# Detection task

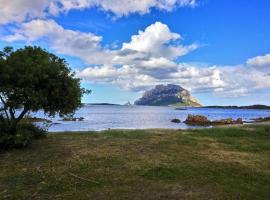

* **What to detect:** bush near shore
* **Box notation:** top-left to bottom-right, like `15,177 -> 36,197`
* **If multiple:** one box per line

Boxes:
0,122 -> 47,149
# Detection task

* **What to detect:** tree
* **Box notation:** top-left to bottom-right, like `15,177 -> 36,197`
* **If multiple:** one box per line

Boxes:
0,46 -> 90,133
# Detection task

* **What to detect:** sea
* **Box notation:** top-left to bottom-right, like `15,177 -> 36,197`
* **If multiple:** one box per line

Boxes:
33,105 -> 270,132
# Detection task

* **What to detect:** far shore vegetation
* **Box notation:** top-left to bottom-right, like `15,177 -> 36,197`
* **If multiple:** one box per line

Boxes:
1,125 -> 270,199
203,104 -> 270,109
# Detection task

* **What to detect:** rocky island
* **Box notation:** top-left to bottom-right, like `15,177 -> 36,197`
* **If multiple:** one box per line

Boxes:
135,84 -> 201,107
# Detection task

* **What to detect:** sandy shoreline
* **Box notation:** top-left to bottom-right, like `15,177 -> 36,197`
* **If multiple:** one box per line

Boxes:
48,121 -> 270,133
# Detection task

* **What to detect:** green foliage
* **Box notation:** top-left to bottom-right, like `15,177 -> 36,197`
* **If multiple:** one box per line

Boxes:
171,100 -> 201,107
0,46 -> 90,148
0,122 -> 47,149
150,96 -> 180,106
18,123 -> 48,139
0,46 -> 90,118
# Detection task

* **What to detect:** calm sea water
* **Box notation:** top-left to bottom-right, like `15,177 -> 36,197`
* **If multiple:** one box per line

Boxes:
33,105 -> 270,132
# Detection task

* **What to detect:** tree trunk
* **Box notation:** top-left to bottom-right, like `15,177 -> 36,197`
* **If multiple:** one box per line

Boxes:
8,108 -> 28,135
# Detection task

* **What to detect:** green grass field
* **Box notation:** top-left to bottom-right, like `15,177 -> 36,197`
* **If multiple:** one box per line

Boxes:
1,125 -> 270,199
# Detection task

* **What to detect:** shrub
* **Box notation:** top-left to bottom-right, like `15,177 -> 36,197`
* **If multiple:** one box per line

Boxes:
0,121 -> 47,149
17,123 -> 48,139
171,118 -> 181,123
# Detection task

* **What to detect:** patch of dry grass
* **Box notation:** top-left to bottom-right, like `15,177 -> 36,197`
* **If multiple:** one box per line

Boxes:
0,126 -> 270,199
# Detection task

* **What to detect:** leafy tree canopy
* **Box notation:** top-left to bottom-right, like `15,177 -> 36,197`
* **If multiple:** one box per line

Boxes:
0,46 -> 90,128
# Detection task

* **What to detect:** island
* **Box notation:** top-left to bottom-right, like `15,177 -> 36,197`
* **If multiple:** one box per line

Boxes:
135,84 -> 201,107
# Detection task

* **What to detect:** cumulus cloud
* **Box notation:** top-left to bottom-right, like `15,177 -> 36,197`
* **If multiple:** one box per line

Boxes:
77,61 -> 270,97
113,22 -> 198,67
220,66 -> 270,96
77,0 -> 197,17
4,19 -> 115,64
168,65 -> 227,92
4,20 -> 196,66
0,0 -> 197,24
141,57 -> 177,69
120,22 -> 198,59
0,0 -> 52,24
77,65 -> 159,91
77,62 -> 227,93
246,53 -> 270,72
3,18 -> 270,97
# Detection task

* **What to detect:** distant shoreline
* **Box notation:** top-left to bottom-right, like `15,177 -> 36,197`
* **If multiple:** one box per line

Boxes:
83,103 -> 270,110
48,121 -> 270,133
84,103 -> 121,106
202,105 -> 270,110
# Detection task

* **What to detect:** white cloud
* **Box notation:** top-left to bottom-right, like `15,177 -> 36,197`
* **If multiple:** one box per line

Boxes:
77,65 -> 158,91
121,21 -> 198,59
0,0 -> 51,24
207,65 -> 270,97
77,63 -> 227,93
4,20 -> 196,66
168,65 -> 227,92
4,19 -> 115,64
0,0 -> 197,24
122,21 -> 180,52
141,57 -> 177,69
113,21 -> 198,68
246,53 -> 270,72
90,0 -> 197,16
3,18 -> 270,97
77,60 -> 270,98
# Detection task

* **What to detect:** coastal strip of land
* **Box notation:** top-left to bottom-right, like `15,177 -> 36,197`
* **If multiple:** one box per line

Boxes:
1,125 -> 270,199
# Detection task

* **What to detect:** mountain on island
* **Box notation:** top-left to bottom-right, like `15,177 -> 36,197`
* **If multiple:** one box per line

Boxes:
135,84 -> 201,107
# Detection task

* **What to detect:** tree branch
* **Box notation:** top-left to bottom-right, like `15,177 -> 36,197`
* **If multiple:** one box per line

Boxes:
9,107 -> 15,119
2,109 -> 9,121
0,94 -> 10,120
16,108 -> 28,123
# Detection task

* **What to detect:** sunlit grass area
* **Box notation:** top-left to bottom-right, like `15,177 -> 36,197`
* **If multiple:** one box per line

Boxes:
1,125 -> 270,199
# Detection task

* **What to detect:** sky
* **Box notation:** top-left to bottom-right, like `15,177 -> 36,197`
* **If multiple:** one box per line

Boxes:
0,0 -> 270,106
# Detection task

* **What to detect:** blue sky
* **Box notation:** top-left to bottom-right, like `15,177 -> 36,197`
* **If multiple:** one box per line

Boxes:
1,0 -> 270,105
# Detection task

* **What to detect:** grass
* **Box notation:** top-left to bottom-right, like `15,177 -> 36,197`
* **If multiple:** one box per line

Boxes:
1,126 -> 270,199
